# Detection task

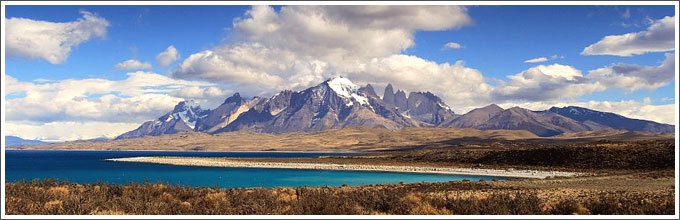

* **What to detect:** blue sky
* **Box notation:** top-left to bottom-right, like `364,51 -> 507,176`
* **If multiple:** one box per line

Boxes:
3,4 -> 677,140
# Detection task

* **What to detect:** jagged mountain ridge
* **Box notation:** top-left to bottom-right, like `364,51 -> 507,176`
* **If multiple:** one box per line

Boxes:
115,100 -> 210,140
214,77 -> 417,133
117,77 -> 675,139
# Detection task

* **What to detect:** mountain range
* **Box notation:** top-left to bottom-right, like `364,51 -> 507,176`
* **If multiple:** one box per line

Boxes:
5,136 -> 49,147
116,77 -> 674,139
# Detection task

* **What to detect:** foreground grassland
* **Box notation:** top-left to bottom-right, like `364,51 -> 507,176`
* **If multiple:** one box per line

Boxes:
5,139 -> 676,215
5,171 -> 674,215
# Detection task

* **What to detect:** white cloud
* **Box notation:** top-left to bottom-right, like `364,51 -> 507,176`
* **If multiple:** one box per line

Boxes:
5,72 -> 234,141
156,45 -> 181,67
172,5 -> 479,105
495,53 -> 674,102
5,11 -> 109,64
524,57 -> 548,63
173,6 -> 471,84
5,72 -> 227,124
443,42 -> 462,50
498,99 -> 675,125
524,54 -> 563,63
492,63 -> 604,101
5,121 -> 141,141
352,55 -> 493,113
114,59 -> 153,70
171,86 -> 233,108
587,52 -> 675,91
231,5 -> 471,63
582,16 -> 674,56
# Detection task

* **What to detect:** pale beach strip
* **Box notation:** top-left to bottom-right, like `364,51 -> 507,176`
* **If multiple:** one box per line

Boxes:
107,156 -> 580,179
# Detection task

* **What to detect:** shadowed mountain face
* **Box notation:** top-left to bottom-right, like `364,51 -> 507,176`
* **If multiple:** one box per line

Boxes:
440,104 -> 504,128
382,84 -> 456,125
117,78 -> 674,139
474,107 -> 592,137
115,101 -> 210,140
543,106 -> 675,133
216,77 -> 413,133
439,105 -> 674,137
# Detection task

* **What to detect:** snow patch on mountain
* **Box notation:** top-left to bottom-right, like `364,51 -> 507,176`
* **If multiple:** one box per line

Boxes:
163,100 -> 209,129
327,77 -> 371,107
438,102 -> 452,111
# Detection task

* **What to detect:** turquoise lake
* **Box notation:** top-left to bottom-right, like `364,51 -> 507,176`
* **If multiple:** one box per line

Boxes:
5,150 -> 505,188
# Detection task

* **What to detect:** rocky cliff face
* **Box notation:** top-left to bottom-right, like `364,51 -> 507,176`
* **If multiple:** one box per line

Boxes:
382,84 -> 456,126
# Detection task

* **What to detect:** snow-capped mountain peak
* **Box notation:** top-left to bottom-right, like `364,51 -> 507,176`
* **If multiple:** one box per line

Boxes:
163,100 -> 209,129
325,76 -> 370,107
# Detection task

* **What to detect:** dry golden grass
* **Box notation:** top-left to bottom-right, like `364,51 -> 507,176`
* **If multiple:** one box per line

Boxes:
5,173 -> 674,215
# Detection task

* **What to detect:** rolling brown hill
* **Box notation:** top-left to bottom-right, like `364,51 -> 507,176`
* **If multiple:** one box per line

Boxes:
11,127 -> 539,152
10,126 -> 673,152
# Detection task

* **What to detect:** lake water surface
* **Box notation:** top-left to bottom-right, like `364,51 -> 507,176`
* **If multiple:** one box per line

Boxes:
5,150 -> 505,188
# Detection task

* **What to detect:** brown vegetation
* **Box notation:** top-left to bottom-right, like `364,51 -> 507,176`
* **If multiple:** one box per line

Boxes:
6,173 -> 674,215
194,139 -> 675,172
374,139 -> 675,170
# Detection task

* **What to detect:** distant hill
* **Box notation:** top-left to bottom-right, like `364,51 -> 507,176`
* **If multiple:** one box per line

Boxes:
543,106 -> 674,133
440,105 -> 674,137
5,136 -> 48,147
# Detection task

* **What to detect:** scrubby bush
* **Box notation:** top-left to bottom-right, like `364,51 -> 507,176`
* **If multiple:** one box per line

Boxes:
5,179 -> 674,215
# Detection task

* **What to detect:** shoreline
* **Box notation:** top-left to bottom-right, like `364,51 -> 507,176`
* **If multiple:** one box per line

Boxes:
107,156 -> 580,179
5,149 -> 361,153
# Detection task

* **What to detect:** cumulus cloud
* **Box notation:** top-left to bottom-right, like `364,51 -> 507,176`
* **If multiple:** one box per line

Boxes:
494,53 -> 674,102
114,59 -> 153,70
443,42 -> 463,50
172,5 -> 482,106
492,63 -> 604,101
172,6 -> 471,82
5,71 -> 235,141
230,5 -> 471,63
172,43 -> 292,93
5,72 -> 228,124
587,53 -> 675,91
156,45 -> 181,67
582,16 -> 674,56
353,55 -> 493,113
5,11 -> 109,64
498,98 -> 675,125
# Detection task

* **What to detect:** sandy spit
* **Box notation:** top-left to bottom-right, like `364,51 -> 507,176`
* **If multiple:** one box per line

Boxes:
107,157 -> 580,179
